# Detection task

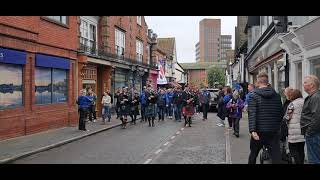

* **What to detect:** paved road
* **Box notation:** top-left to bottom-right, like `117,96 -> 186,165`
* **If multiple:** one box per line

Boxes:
12,113 -> 226,164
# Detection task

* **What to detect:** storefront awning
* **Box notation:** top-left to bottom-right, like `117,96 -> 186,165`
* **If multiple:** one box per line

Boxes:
0,47 -> 26,65
36,54 -> 70,69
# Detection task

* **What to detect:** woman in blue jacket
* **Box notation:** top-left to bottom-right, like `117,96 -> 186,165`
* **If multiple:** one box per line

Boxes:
76,89 -> 93,131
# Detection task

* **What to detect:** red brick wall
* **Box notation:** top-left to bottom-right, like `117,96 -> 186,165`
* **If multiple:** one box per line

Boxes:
101,16 -> 149,64
188,69 -> 208,88
0,16 -> 79,140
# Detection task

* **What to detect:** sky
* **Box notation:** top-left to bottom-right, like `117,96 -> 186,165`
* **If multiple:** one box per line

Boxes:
145,16 -> 237,63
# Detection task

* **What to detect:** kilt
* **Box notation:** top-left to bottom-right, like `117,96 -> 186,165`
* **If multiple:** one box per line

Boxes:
184,104 -> 194,117
120,104 -> 130,116
130,105 -> 140,116
145,104 -> 157,118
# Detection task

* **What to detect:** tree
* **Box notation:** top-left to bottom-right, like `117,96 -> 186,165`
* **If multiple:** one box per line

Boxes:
207,66 -> 225,88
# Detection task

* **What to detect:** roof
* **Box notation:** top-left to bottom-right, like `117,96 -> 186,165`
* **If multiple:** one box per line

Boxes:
180,62 -> 227,70
157,38 -> 175,55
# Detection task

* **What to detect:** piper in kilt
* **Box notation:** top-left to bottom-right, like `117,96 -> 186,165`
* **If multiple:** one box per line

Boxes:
145,86 -> 157,127
119,87 -> 130,129
183,86 -> 195,127
129,90 -> 140,125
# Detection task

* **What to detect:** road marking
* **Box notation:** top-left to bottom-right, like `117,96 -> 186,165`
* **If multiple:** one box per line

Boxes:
163,142 -> 170,146
155,149 -> 162,154
171,136 -> 175,139
225,128 -> 232,164
181,128 -> 184,131
144,159 -> 152,164
176,131 -> 180,135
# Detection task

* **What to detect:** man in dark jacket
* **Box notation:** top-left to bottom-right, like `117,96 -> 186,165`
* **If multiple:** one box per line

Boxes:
173,87 -> 184,122
199,86 -> 211,121
301,75 -> 320,164
248,72 -> 283,164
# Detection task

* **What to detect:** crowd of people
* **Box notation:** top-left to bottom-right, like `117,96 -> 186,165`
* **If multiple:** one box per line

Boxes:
76,72 -> 320,164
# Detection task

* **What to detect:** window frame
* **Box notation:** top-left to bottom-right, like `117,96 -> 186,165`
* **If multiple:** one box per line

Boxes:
137,16 -> 142,26
80,17 -> 98,54
115,28 -> 126,56
136,39 -> 143,62
42,16 -> 69,27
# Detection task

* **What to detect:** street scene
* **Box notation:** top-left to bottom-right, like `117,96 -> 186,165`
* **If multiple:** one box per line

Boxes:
0,16 -> 320,164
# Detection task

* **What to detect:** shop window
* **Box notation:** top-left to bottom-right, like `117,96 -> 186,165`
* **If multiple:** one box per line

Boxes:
35,67 -> 68,105
0,63 -> 23,110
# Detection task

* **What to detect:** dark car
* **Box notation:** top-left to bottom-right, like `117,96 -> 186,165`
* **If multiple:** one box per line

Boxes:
207,88 -> 220,111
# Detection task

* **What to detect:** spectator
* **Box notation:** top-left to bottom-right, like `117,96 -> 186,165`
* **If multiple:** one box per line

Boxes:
248,72 -> 283,164
166,88 -> 174,119
157,89 -> 166,121
301,75 -> 320,164
284,89 -> 305,164
76,89 -> 92,131
223,87 -> 233,129
226,91 -> 245,137
101,91 -> 112,123
87,87 -> 97,123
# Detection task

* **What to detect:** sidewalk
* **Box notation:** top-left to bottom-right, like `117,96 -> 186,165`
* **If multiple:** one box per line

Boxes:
0,116 -> 129,164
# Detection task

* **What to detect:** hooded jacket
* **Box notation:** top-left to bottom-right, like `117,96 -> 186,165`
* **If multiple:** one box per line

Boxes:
248,86 -> 283,133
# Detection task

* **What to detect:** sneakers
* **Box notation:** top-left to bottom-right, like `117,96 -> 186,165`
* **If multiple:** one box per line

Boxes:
93,119 -> 97,123
217,123 -> 224,127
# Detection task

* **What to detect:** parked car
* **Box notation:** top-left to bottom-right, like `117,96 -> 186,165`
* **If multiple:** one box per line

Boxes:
201,88 -> 220,112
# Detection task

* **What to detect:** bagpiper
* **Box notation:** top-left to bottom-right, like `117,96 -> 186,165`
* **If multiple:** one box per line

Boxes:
129,90 -> 140,125
183,86 -> 195,127
145,85 -> 157,127
119,87 -> 130,129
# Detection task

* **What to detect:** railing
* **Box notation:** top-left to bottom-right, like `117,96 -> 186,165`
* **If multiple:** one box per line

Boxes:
79,42 -> 157,69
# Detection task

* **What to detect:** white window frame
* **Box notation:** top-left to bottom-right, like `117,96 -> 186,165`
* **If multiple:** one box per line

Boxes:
136,39 -> 143,62
46,16 -> 67,25
80,17 -> 98,54
137,16 -> 142,26
115,29 -> 126,56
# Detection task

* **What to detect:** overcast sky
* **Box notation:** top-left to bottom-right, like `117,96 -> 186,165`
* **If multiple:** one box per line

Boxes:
145,16 -> 237,63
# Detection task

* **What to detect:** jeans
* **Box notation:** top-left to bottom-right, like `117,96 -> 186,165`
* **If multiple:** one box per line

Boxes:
174,104 -> 183,121
231,118 -> 240,135
158,106 -> 165,121
102,106 -> 111,122
202,103 -> 209,119
306,133 -> 320,164
166,104 -> 173,117
79,108 -> 89,130
248,132 -> 281,164
89,105 -> 97,121
289,142 -> 305,164
141,105 -> 146,121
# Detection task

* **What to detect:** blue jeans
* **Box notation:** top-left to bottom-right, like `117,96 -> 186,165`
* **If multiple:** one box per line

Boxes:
102,106 -> 111,121
306,133 -> 320,164
166,104 -> 173,117
174,104 -> 182,121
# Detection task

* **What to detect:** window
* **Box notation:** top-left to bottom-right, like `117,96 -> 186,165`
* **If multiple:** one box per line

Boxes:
115,29 -> 125,57
137,16 -> 142,26
136,40 -> 143,62
35,67 -> 68,105
46,16 -> 67,25
147,44 -> 151,65
0,63 -> 23,110
80,18 -> 97,54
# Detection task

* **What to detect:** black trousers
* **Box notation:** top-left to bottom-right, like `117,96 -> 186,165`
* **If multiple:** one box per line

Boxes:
89,105 -> 96,121
230,118 -> 240,134
158,106 -> 165,121
289,142 -> 305,164
227,117 -> 233,128
141,105 -> 146,121
202,103 -> 209,119
248,132 -> 281,164
79,108 -> 88,130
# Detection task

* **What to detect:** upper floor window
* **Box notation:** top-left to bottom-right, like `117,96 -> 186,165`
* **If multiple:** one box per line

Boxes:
136,40 -> 143,62
46,16 -> 67,25
80,17 -> 97,54
115,29 -> 126,57
137,16 -> 142,26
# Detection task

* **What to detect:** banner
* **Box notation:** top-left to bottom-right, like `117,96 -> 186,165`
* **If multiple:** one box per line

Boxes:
157,59 -> 167,85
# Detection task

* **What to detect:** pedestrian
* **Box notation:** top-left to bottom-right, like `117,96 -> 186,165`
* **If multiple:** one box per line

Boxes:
247,72 -> 283,164
280,87 -> 294,146
183,86 -> 195,127
129,90 -> 140,125
223,87 -> 233,129
194,89 -> 201,114
101,91 -> 112,124
226,91 -> 244,137
87,87 -> 97,123
199,86 -> 211,121
284,89 -> 305,164
157,89 -> 166,121
119,87 -> 130,129
173,87 -> 183,122
145,86 -> 157,127
76,89 -> 92,131
217,85 -> 225,126
301,75 -> 320,164
244,84 -> 255,110
165,88 -> 174,119
140,86 -> 147,122
115,88 -> 121,119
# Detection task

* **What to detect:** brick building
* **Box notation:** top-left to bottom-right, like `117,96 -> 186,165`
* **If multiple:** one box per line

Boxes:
0,16 -> 78,140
